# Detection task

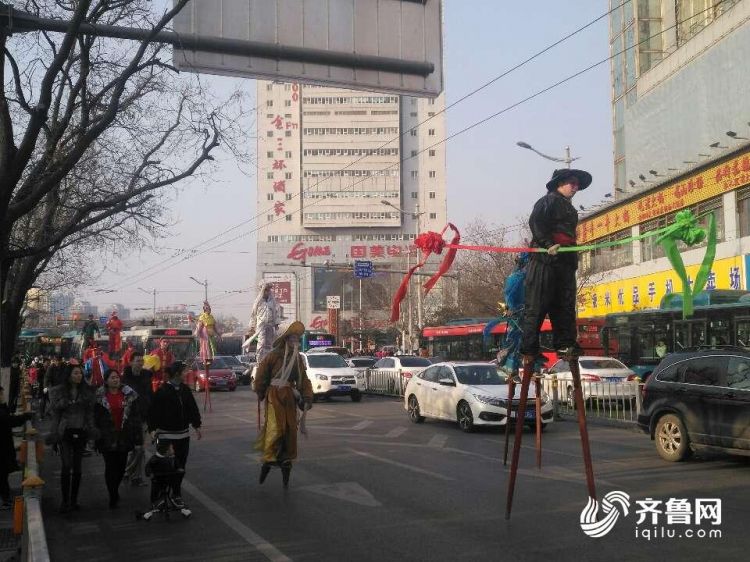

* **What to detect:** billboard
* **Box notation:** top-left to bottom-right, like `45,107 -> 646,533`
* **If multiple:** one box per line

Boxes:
172,0 -> 443,96
263,272 -> 297,321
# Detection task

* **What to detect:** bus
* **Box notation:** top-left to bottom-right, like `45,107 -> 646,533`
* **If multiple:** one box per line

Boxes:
603,290 -> 750,379
16,328 -> 74,359
121,326 -> 196,362
421,318 -> 606,365
301,331 -> 336,352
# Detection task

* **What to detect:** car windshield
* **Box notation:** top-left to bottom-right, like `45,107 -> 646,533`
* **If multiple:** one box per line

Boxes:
454,365 -> 505,385
398,357 -> 431,367
307,355 -> 348,368
579,359 -> 627,370
350,358 -> 376,367
197,357 -> 228,370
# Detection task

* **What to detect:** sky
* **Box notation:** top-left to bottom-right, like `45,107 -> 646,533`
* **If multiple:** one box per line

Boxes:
85,0 -> 614,323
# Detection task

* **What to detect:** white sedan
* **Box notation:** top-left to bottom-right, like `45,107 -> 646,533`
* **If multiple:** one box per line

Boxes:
543,356 -> 639,407
403,362 -> 554,432
303,352 -> 366,402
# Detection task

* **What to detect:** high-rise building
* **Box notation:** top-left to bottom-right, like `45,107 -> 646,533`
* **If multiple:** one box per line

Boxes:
574,1 -> 750,322
256,81 -> 447,346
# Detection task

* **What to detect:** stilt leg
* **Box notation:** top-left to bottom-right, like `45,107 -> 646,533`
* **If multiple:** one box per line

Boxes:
534,375 -> 542,470
505,355 -> 534,520
569,354 -> 596,500
503,375 -> 515,466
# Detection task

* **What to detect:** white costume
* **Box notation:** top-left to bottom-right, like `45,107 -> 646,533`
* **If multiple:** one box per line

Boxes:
246,282 -> 280,363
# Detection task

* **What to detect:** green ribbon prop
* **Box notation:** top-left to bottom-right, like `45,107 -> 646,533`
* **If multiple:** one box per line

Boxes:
654,210 -> 717,319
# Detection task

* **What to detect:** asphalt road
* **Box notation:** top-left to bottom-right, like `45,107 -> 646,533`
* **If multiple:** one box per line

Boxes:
42,387 -> 750,561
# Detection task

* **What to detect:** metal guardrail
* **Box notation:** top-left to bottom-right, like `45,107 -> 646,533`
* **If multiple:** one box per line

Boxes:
364,369 -> 408,397
541,376 -> 644,423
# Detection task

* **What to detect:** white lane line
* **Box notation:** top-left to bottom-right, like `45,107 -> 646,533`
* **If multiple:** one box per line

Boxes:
181,480 -> 291,562
349,450 -> 454,481
352,420 -> 374,430
427,434 -> 448,448
224,414 -> 256,424
385,427 -> 407,438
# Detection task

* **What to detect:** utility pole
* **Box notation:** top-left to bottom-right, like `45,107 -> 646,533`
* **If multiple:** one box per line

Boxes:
189,277 -> 209,302
138,288 -> 157,324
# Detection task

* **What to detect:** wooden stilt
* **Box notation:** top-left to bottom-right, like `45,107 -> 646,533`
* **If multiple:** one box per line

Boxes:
505,355 -> 534,520
503,375 -> 515,466
534,375 -> 542,470
204,361 -> 213,413
569,355 -> 596,500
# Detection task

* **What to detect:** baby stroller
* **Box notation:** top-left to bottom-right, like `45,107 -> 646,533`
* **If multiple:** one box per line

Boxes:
136,439 -> 191,521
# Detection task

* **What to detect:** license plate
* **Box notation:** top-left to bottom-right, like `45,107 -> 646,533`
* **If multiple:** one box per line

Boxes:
524,410 -> 535,419
337,385 -> 351,392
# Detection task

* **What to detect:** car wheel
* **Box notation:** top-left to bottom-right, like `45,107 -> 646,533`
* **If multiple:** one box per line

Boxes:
456,401 -> 474,433
407,395 -> 425,423
655,414 -> 691,462
351,390 -> 362,402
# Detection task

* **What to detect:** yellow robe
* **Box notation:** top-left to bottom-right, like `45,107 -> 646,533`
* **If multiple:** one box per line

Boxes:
253,346 -> 313,463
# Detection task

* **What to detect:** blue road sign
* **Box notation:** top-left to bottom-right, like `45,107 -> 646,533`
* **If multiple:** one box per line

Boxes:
99,316 -> 108,324
354,260 -> 374,279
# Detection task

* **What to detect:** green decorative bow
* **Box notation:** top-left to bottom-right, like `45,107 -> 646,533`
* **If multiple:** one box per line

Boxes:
656,210 -> 717,318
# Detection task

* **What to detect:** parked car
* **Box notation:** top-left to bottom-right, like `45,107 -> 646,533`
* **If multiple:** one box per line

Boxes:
307,346 -> 352,358
191,357 -> 237,392
543,356 -> 639,407
403,362 -> 554,432
215,355 -> 251,385
236,353 -> 256,366
370,356 -> 432,394
638,349 -> 750,461
303,352 -> 365,402
348,356 -> 377,374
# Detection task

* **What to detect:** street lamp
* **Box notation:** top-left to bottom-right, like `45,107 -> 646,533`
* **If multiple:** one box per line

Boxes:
189,277 -> 208,302
381,199 -> 426,353
137,287 -> 157,324
516,141 -> 579,168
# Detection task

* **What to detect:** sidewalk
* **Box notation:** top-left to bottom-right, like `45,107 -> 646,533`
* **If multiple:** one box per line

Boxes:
0,430 -> 26,562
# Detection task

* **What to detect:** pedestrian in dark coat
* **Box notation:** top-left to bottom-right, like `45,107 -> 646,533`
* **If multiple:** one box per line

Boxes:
0,387 -> 32,509
94,369 -> 142,509
122,352 -> 153,486
520,168 -> 592,359
147,361 -> 202,507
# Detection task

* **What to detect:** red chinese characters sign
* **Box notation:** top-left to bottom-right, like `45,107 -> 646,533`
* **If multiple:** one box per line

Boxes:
287,242 -> 331,261
268,282 -> 291,304
577,150 -> 750,243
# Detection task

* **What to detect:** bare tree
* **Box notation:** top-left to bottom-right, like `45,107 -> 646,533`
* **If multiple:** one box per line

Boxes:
0,1 -> 247,365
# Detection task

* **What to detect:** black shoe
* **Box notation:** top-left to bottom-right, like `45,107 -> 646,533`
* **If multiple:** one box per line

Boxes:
172,496 -> 185,509
259,463 -> 272,485
281,462 -> 292,489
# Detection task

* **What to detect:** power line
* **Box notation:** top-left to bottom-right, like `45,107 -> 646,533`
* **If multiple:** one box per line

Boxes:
107,2 -> 629,290
124,0 -> 705,286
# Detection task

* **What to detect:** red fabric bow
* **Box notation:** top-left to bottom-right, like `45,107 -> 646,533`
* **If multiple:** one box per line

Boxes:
391,224 -> 461,322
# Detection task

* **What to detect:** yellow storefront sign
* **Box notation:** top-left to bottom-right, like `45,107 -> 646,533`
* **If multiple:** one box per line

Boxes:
577,149 -> 750,243
577,255 -> 746,317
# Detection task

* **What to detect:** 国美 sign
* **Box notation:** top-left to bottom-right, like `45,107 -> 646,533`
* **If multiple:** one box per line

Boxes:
577,149 -> 750,243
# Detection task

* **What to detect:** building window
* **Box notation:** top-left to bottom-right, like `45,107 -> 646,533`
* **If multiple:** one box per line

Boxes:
737,186 -> 750,237
641,196 -> 725,261
267,193 -> 274,201
410,171 -> 418,179
285,151 -> 292,158
429,149 -> 436,156
285,130 -> 292,137
429,171 -> 436,178
284,84 -> 291,91
266,172 -> 274,179
286,214 -> 293,221
267,214 -> 274,221
429,191 -> 436,199
267,131 -> 274,137
637,0 -> 663,74
285,100 -> 292,107
411,98 -> 417,106
428,112 -> 435,117
266,100 -> 273,107
411,192 -> 418,199
411,150 -> 418,157
429,213 -> 437,219
580,229 -> 634,275
428,129 -> 435,136
267,151 -> 274,158
428,98 -> 435,105
285,193 -> 293,200
410,112 -> 417,117
676,0 -> 738,46
410,129 -> 417,137
266,83 -> 273,91
285,172 -> 293,179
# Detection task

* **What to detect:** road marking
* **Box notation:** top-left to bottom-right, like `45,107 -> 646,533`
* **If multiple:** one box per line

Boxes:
428,434 -> 448,448
299,482 -> 381,507
352,420 -> 373,430
224,414 -> 255,424
385,427 -> 407,438
350,450 -> 454,481
181,479 -> 291,562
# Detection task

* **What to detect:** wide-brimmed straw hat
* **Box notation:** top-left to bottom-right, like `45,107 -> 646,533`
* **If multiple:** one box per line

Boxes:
545,168 -> 592,191
273,321 -> 305,348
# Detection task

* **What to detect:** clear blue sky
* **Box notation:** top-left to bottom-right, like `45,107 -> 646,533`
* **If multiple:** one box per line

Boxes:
88,0 -> 613,322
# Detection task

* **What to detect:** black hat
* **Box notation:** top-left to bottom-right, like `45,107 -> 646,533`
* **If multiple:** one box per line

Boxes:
546,168 -> 592,191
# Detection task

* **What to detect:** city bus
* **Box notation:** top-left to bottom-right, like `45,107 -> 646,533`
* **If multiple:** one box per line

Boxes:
301,331 -> 336,352
421,318 -> 606,366
16,328 -> 74,359
603,290 -> 750,379
121,326 -> 196,362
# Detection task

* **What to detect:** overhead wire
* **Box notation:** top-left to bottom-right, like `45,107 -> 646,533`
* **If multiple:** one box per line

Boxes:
105,1 -> 632,291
